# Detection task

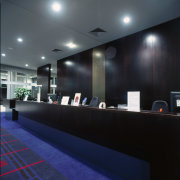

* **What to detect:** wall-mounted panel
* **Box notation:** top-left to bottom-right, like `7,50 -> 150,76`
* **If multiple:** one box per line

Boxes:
92,45 -> 106,102
57,50 -> 92,103
37,64 -> 51,102
105,31 -> 154,108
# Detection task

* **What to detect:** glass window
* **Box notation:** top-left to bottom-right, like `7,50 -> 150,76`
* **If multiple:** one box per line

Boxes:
17,72 -> 26,83
1,70 -> 8,81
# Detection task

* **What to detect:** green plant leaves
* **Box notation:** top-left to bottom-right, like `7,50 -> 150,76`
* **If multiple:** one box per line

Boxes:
15,88 -> 31,100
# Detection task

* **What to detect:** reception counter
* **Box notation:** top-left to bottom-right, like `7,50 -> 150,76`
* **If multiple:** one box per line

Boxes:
5,100 -> 180,180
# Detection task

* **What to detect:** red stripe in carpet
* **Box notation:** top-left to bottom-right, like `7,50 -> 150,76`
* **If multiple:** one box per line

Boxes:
0,134 -> 11,137
0,140 -> 18,144
0,160 -> 45,176
0,148 -> 30,157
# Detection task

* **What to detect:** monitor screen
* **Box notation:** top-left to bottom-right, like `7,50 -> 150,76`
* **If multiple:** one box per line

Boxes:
170,92 -> 180,113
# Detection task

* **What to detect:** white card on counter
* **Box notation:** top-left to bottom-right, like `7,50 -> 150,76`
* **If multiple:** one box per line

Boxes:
73,93 -> 81,106
177,99 -> 180,107
127,91 -> 140,111
61,96 -> 70,105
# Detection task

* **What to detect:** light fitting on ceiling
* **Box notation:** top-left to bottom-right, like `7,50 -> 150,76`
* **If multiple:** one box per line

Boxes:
25,64 -> 28,67
50,68 -> 53,71
52,2 -> 62,12
41,56 -> 45,60
17,37 -> 23,42
66,42 -> 77,49
123,16 -> 131,24
1,53 -> 6,57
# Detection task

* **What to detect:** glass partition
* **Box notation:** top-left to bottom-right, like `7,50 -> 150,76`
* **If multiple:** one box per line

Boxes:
0,67 -> 57,100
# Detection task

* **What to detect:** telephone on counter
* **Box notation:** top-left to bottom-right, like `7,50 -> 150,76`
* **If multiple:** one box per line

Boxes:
48,96 -> 53,104
99,102 -> 106,109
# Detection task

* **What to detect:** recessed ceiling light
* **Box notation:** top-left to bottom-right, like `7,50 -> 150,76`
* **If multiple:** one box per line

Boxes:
66,42 -> 77,49
1,53 -> 6,57
52,2 -> 62,12
123,16 -> 131,24
25,64 -> 29,67
41,56 -> 45,60
17,37 -> 23,42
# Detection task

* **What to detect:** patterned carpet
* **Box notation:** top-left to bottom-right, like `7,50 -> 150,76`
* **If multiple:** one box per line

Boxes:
0,127 -> 68,180
1,110 -> 150,180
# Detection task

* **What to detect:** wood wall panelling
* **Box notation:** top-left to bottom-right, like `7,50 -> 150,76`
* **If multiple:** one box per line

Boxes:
57,50 -> 93,103
37,64 -> 51,102
57,18 -> 180,110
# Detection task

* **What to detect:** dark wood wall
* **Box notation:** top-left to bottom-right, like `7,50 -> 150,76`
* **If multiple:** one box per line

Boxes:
37,64 -> 51,101
57,17 -> 180,109
57,50 -> 92,102
105,18 -> 180,109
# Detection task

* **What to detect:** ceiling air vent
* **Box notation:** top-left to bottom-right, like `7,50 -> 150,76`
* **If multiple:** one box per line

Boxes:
52,49 -> 62,52
89,27 -> 106,37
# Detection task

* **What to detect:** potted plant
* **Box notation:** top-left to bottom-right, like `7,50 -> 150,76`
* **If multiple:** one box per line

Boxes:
15,88 -> 31,100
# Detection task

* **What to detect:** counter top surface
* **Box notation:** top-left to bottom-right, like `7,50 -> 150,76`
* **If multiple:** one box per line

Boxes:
19,100 -> 180,118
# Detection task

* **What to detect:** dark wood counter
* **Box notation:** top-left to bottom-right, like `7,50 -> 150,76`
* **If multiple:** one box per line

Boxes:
3,98 -> 16,109
14,101 -> 180,180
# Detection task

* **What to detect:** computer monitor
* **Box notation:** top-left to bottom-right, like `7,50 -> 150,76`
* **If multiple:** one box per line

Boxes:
47,94 -> 57,102
170,92 -> 180,113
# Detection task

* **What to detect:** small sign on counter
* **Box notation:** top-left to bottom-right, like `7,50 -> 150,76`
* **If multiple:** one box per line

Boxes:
177,99 -> 180,107
61,96 -> 70,105
73,93 -> 81,106
127,91 -> 140,111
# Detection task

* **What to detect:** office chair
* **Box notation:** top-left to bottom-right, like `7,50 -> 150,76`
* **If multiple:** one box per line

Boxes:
152,100 -> 169,112
89,97 -> 99,107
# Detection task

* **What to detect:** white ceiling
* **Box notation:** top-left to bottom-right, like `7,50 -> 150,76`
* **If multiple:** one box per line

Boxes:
1,0 -> 180,72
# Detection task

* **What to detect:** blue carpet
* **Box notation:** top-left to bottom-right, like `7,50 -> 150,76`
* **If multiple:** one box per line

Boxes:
1,112 -> 150,180
0,127 -> 67,180
1,112 -> 123,180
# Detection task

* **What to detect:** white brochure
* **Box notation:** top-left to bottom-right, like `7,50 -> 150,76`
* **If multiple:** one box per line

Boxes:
73,93 -> 81,106
177,99 -> 180,107
127,91 -> 140,111
61,96 -> 70,105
